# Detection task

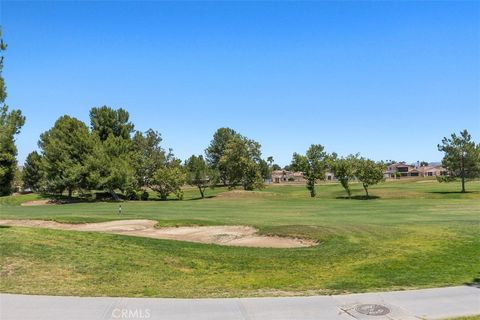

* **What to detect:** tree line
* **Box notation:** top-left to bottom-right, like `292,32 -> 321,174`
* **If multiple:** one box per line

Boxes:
17,112 -> 388,200
18,115 -> 387,199
18,114 -> 479,200
1,32 -> 479,198
19,108 -> 274,200
291,145 -> 385,198
291,131 -> 480,197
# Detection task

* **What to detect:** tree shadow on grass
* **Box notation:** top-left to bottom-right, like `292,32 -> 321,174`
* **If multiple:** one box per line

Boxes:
428,191 -> 476,194
142,198 -> 181,202
38,193 -> 95,204
335,195 -> 380,200
188,195 -> 217,201
465,275 -> 480,288
0,225 -> 11,229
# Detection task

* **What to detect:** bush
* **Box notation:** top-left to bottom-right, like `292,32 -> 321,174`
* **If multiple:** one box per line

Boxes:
437,176 -> 456,183
140,191 -> 149,201
288,177 -> 295,182
125,188 -> 140,200
94,192 -> 127,201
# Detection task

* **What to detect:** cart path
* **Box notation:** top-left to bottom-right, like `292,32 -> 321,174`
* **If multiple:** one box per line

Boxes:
1,285 -> 479,320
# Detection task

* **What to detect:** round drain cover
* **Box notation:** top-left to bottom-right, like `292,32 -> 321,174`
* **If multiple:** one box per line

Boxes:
355,304 -> 390,316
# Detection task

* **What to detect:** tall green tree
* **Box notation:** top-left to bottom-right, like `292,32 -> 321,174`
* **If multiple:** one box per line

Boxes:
185,155 -> 216,198
0,31 -> 25,195
87,106 -> 135,199
89,106 -> 134,141
258,159 -> 272,181
272,164 -> 281,171
0,106 -> 25,195
291,144 -> 328,197
330,154 -> 358,198
131,129 -> 166,190
23,151 -> 45,192
219,135 -> 263,190
39,116 -> 93,197
437,129 -> 480,193
259,156 -> 275,181
12,166 -> 22,193
87,134 -> 133,200
242,161 -> 264,191
0,31 -> 6,103
151,153 -> 185,200
205,127 -> 238,185
355,158 -> 385,198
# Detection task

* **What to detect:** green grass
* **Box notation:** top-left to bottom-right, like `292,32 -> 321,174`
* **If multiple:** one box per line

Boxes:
1,179 -> 479,298
0,192 -> 47,206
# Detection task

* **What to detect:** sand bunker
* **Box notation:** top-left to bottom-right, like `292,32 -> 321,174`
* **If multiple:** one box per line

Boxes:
20,200 -> 55,206
216,190 -> 277,199
0,219 -> 316,248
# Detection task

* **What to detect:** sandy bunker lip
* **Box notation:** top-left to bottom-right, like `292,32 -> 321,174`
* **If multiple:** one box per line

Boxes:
0,219 -> 316,248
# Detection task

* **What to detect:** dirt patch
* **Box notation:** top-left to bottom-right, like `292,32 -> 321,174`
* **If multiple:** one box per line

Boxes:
0,219 -> 316,248
416,180 -> 436,183
216,190 -> 277,199
20,199 -> 77,206
20,200 -> 58,206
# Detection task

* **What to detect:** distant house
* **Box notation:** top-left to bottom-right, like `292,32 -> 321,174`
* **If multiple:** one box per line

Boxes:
418,166 -> 448,177
384,163 -> 412,178
384,162 -> 447,178
271,170 -> 336,183
271,170 -> 304,183
271,170 -> 288,183
325,172 -> 336,181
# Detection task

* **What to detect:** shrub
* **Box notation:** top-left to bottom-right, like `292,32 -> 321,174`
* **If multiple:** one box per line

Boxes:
437,175 -> 456,183
125,188 -> 140,200
140,191 -> 149,201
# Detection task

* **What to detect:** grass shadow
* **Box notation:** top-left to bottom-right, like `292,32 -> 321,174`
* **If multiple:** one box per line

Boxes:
335,195 -> 380,200
40,193 -> 97,204
428,191 -> 476,194
145,198 -> 183,202
465,277 -> 480,288
188,195 -> 217,201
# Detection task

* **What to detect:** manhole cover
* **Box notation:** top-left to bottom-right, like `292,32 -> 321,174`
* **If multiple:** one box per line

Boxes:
355,304 -> 391,316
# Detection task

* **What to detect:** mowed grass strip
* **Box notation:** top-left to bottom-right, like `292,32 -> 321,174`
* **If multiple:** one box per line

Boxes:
1,180 -> 479,297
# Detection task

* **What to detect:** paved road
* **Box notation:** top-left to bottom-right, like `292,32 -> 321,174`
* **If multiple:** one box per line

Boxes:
1,286 -> 479,320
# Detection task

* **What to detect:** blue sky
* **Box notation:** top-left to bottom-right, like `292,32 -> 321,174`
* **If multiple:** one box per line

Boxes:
2,1 -> 479,166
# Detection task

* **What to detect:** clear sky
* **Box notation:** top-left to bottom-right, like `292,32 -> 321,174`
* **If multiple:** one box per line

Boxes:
2,1 -> 479,166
